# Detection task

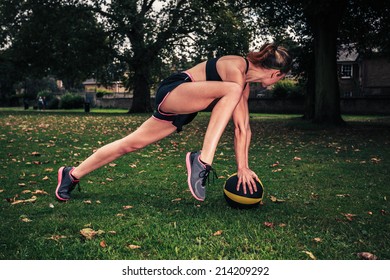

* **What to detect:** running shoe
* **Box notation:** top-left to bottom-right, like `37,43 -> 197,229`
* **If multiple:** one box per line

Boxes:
186,151 -> 216,201
55,166 -> 80,201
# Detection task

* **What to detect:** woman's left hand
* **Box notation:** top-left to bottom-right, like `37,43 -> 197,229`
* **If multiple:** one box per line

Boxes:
236,167 -> 260,195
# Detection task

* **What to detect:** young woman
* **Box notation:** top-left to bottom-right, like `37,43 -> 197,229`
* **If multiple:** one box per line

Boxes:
55,43 -> 292,202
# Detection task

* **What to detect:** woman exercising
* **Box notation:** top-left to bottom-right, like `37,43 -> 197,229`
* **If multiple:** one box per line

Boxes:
55,43 -> 292,202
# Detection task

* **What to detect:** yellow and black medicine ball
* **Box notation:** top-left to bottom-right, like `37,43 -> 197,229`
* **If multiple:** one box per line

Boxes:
223,173 -> 264,209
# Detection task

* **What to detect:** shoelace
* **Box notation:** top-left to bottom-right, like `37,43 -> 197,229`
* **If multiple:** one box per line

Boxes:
200,166 -> 218,186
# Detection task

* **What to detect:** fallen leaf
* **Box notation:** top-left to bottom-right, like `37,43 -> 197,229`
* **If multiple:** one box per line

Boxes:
270,195 -> 285,203
32,189 -> 48,195
48,235 -> 67,241
44,168 -> 54,172
171,198 -> 182,202
271,162 -> 279,167
80,228 -> 97,240
31,151 -> 41,156
128,244 -> 141,250
106,178 -> 114,182
213,230 -> 223,236
100,240 -> 107,248
20,217 -> 32,222
109,163 -> 117,167
264,222 -> 274,228
357,252 -> 378,260
336,194 -> 350,198
49,203 -> 55,208
83,200 -> 92,204
272,168 -> 283,172
123,205 -> 133,210
42,176 -> 50,181
293,156 -> 302,161
80,228 -> 104,240
313,237 -> 322,243
18,183 -> 26,187
303,250 -> 317,260
341,213 -> 357,221
11,195 -> 37,205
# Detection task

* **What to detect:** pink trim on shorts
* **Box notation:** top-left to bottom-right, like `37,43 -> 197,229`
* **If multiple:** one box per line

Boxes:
152,115 -> 173,123
157,72 -> 194,117
183,71 -> 195,82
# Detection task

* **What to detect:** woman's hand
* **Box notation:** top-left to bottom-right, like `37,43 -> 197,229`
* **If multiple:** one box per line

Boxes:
236,167 -> 260,195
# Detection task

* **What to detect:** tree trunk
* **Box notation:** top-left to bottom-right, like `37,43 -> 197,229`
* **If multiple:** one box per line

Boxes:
129,65 -> 153,113
303,50 -> 316,120
305,0 -> 348,124
312,16 -> 343,124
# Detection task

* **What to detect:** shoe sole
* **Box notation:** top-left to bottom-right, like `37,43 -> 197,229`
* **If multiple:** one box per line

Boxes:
186,152 -> 204,201
55,166 -> 69,201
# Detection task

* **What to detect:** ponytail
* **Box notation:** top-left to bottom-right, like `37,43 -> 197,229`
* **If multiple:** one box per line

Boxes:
247,43 -> 292,74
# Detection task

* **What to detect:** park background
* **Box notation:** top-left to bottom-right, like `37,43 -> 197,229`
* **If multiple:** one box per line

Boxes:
0,0 -> 389,261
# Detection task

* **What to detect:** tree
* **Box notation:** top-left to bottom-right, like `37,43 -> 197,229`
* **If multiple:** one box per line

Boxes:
92,0 -> 252,113
250,0 -> 390,124
0,0 -> 113,92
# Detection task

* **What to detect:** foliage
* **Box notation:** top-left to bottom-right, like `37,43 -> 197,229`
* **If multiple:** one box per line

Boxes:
59,93 -> 85,109
0,110 -> 389,260
0,0 -> 113,90
270,79 -> 303,99
96,89 -> 113,98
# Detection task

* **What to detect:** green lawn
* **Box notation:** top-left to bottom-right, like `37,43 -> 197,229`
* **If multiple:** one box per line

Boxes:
0,108 -> 389,260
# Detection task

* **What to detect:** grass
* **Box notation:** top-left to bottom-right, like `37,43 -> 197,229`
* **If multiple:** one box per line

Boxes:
0,108 -> 389,260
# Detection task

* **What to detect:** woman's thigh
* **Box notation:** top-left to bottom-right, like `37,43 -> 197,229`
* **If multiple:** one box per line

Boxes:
160,81 -> 242,115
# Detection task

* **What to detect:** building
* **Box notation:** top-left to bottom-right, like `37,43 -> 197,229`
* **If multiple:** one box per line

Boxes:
82,79 -> 127,94
337,49 -> 390,97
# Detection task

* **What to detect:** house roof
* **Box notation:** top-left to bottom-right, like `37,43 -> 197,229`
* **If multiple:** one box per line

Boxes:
83,79 -> 97,85
337,48 -> 359,62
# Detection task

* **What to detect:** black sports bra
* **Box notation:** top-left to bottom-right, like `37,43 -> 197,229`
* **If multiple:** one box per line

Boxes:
206,58 -> 223,81
206,57 -> 249,88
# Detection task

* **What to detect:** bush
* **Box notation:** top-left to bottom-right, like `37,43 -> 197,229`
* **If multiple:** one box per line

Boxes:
47,97 -> 59,109
60,93 -> 85,109
96,89 -> 113,98
271,79 -> 303,99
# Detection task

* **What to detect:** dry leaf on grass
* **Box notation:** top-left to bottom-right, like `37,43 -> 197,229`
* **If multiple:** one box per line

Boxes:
213,230 -> 223,236
123,205 -> 133,210
80,228 -> 105,240
264,222 -> 275,228
270,195 -> 286,203
48,235 -> 67,241
357,252 -> 378,260
100,240 -> 107,248
127,244 -> 141,250
303,250 -> 317,260
341,213 -> 357,221
11,195 -> 37,205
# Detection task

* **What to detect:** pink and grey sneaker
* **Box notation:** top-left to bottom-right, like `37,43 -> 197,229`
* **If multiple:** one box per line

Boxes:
186,151 -> 217,201
55,166 -> 80,201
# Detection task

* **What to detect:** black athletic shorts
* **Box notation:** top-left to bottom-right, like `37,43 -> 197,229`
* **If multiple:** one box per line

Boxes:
153,72 -> 198,132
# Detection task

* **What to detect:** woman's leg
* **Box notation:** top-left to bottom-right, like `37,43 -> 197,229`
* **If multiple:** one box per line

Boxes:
71,117 -> 177,179
160,81 -> 242,165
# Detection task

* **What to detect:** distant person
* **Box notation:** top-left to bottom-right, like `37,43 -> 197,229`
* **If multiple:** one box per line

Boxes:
55,43 -> 292,202
38,96 -> 44,111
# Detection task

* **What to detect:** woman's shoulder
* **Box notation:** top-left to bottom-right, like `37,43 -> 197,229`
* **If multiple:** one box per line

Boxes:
218,55 -> 248,76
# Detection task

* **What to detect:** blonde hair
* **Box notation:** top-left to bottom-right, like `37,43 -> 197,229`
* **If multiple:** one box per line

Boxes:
247,43 -> 292,74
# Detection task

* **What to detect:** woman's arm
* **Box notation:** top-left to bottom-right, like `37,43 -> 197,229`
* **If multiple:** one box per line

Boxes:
232,83 -> 259,194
